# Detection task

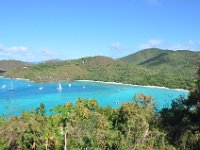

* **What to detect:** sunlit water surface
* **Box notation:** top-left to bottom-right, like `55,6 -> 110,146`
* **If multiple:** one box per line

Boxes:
0,77 -> 189,116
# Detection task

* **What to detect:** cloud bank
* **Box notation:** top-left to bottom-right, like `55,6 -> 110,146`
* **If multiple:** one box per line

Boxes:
0,43 -> 59,61
139,39 -> 162,49
138,39 -> 200,51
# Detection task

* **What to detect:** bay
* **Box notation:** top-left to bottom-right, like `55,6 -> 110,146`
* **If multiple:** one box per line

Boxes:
0,77 -> 189,116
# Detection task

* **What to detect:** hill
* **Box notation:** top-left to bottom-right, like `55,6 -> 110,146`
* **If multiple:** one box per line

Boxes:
119,49 -> 199,87
0,60 -> 31,72
3,49 -> 200,89
4,56 -> 155,84
119,48 -> 198,66
119,48 -> 170,64
138,50 -> 198,66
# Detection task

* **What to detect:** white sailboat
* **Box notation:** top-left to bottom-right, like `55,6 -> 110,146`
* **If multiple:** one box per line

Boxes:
68,83 -> 71,87
9,81 -> 14,91
57,82 -> 62,90
39,86 -> 43,90
116,100 -> 120,105
1,85 -> 7,89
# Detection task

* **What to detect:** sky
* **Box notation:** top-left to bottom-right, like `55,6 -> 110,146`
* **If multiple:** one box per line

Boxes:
0,0 -> 199,61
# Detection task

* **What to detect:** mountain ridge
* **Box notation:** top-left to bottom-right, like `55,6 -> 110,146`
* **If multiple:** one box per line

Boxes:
0,60 -> 31,72
1,48 -> 199,89
119,48 -> 199,65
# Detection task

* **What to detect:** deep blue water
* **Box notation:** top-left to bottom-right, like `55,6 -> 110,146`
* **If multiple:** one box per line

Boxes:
0,77 -> 189,116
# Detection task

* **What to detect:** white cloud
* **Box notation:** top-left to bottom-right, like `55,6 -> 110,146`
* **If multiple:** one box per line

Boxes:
0,44 -> 31,59
169,40 -> 200,51
169,44 -> 187,50
139,39 -> 162,49
110,42 -> 125,51
0,44 -> 28,52
139,44 -> 151,49
0,44 -> 59,61
138,39 -> 200,51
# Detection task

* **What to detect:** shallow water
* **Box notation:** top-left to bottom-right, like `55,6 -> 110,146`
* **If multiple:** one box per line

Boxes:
0,77 -> 189,116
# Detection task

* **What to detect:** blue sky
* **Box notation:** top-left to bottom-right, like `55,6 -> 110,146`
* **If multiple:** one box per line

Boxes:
0,0 -> 199,61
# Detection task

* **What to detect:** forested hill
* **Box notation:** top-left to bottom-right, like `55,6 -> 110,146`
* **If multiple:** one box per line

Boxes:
119,48 -> 199,66
4,56 -> 152,84
2,49 -> 200,89
118,48 -> 199,89
119,48 -> 168,64
0,60 -> 31,72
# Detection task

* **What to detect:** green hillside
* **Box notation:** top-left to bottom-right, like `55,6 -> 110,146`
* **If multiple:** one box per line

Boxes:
119,49 -> 199,88
3,51 -> 197,89
2,49 -> 199,89
4,56 -> 154,85
138,50 -> 198,66
119,48 -> 170,64
0,60 -> 31,72
119,48 -> 198,67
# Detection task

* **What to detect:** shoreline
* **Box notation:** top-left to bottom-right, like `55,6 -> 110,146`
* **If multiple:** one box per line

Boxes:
77,80 -> 189,92
0,76 -> 35,82
0,76 -> 189,92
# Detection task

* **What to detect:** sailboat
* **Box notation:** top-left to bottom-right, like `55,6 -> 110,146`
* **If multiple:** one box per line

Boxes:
1,85 -> 7,89
39,86 -> 43,90
27,81 -> 31,87
68,83 -> 71,87
57,82 -> 62,90
9,81 -> 14,91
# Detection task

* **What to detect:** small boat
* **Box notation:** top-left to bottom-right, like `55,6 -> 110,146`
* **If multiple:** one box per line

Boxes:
1,85 -> 7,89
68,84 -> 71,87
57,82 -> 62,90
39,87 -> 43,90
9,82 -> 14,91
116,100 -> 120,105
83,86 -> 85,89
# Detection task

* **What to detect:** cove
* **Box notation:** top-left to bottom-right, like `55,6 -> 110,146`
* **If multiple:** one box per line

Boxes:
0,77 -> 189,116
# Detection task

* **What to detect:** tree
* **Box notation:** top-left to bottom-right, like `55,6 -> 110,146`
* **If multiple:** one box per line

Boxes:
36,103 -> 46,116
160,62 -> 200,149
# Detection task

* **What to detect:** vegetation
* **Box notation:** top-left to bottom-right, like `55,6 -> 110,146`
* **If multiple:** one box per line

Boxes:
119,48 -> 198,88
1,84 -> 199,149
3,48 -> 199,89
0,96 -> 174,149
119,48 -> 169,64
0,51 -> 200,149
159,64 -> 200,150
0,60 -> 31,72
119,48 -> 198,66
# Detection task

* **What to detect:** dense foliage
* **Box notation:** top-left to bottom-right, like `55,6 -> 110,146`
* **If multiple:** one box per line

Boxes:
0,60 -> 31,72
160,65 -> 200,150
0,96 -> 174,150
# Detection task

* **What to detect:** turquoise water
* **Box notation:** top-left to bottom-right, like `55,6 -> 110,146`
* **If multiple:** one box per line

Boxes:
0,77 -> 189,116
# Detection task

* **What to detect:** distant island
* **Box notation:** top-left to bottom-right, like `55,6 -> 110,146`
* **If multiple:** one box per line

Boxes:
1,48 -> 199,89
